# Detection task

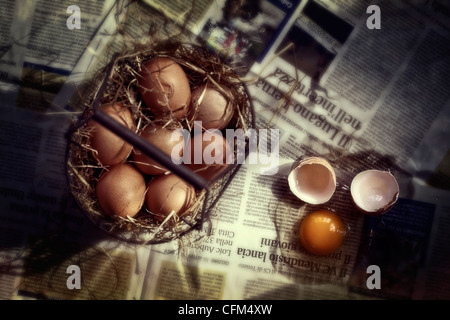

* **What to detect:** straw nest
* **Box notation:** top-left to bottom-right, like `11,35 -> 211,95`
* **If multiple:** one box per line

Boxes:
65,41 -> 255,244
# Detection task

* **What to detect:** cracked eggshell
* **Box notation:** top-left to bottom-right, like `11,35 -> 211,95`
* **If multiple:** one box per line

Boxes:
288,157 -> 336,205
350,169 -> 399,215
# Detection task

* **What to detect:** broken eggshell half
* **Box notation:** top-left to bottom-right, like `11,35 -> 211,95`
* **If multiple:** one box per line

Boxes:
288,157 -> 337,205
350,169 -> 399,215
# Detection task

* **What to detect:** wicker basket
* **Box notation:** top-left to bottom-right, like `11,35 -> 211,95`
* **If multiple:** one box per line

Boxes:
65,42 -> 255,244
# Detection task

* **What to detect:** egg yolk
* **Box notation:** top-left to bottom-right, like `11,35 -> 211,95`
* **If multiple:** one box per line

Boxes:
299,210 -> 346,256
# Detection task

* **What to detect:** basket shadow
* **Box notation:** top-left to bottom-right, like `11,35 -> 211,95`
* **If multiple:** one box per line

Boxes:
3,197 -> 123,299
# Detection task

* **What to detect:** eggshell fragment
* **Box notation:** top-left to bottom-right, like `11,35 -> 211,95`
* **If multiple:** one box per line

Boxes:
87,103 -> 135,166
184,131 -> 233,181
350,169 -> 399,215
96,163 -> 146,218
133,124 -> 185,175
288,157 -> 336,204
146,174 -> 196,222
191,84 -> 235,130
138,57 -> 191,119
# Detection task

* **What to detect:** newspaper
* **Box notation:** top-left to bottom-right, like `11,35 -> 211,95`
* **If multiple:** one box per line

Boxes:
0,0 -> 149,300
1,0 -> 450,301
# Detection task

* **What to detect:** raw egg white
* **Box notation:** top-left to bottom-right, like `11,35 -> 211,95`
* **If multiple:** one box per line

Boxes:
138,57 -> 191,119
299,210 -> 346,256
191,83 -> 235,130
133,124 -> 185,175
87,103 -> 135,166
96,163 -> 146,218
146,173 -> 196,222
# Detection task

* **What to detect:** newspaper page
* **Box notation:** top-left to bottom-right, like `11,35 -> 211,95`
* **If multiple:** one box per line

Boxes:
138,0 -> 450,301
1,0 -> 449,302
0,109 -> 149,300
0,0 -> 150,300
0,0 -> 35,111
144,0 -> 304,76
12,0 -> 121,113
0,0 -> 215,301
141,0 -> 217,35
139,1 -> 368,295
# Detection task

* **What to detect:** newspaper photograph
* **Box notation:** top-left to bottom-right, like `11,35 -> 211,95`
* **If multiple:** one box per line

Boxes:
0,0 -> 449,305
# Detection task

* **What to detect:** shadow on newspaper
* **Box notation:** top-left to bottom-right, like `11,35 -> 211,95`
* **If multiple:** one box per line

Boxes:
0,194 -> 128,299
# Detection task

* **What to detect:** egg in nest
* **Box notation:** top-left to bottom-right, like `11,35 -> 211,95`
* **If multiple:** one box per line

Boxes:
146,173 -> 196,222
190,83 -> 235,130
183,131 -> 233,181
132,124 -> 185,175
87,103 -> 135,166
96,163 -> 146,218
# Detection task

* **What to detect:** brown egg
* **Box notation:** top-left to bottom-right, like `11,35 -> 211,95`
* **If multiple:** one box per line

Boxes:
87,103 -> 135,166
133,124 -> 185,175
138,57 -> 191,119
184,131 -> 233,181
191,84 -> 235,130
96,163 -> 146,218
146,173 -> 196,222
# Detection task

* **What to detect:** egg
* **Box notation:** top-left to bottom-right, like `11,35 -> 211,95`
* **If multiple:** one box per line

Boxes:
146,173 -> 196,222
191,84 -> 235,130
87,103 -> 135,166
96,163 -> 146,218
288,157 -> 336,204
350,169 -> 399,215
299,210 -> 347,256
184,131 -> 233,181
132,124 -> 185,175
138,57 -> 191,119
